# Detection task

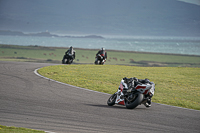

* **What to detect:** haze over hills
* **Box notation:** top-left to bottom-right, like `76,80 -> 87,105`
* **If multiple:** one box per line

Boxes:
0,30 -> 104,38
0,0 -> 200,37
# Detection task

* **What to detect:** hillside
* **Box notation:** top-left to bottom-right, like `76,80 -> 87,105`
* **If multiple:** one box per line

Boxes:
0,30 -> 104,38
0,0 -> 200,36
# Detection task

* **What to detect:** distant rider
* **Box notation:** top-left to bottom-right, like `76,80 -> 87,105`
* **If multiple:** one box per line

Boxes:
62,46 -> 75,63
95,47 -> 107,63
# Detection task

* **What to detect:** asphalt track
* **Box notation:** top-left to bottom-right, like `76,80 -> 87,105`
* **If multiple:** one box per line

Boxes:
0,61 -> 200,133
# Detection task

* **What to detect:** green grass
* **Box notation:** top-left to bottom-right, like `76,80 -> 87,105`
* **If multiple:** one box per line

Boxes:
0,125 -> 44,133
1,44 -> 200,67
1,44 -> 200,130
38,65 -> 200,110
1,44 -> 200,110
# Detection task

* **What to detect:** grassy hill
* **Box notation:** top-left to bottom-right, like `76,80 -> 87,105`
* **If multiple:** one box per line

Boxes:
1,44 -> 200,67
1,0 -> 200,36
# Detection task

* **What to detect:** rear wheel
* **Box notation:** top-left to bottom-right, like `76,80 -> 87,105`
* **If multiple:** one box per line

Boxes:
107,94 -> 117,106
125,93 -> 144,109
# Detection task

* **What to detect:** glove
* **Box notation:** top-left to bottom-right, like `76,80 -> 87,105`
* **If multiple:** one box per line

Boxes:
123,77 -> 128,83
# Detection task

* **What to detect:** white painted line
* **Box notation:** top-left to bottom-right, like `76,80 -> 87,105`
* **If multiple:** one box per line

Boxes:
34,68 -> 110,96
45,131 -> 56,133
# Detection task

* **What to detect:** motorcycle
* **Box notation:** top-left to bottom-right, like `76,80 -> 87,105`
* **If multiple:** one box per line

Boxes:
62,53 -> 74,64
107,77 -> 155,109
94,54 -> 106,65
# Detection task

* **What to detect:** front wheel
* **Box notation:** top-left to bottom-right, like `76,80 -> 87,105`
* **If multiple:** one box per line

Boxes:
125,93 -> 144,109
94,60 -> 98,64
66,59 -> 73,64
107,93 -> 117,106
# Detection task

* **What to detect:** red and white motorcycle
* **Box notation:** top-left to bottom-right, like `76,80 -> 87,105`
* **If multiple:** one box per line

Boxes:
94,54 -> 106,65
107,77 -> 155,109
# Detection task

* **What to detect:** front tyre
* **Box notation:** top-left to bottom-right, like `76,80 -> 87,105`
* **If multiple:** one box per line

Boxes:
125,93 -> 144,109
67,59 -> 73,64
107,94 -> 117,106
94,60 -> 98,65
70,59 -> 73,64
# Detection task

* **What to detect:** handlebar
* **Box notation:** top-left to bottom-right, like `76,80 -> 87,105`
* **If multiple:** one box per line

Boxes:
123,77 -> 133,83
123,77 -> 152,85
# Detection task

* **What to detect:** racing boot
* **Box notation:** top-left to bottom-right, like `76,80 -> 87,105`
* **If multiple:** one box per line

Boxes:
144,98 -> 151,108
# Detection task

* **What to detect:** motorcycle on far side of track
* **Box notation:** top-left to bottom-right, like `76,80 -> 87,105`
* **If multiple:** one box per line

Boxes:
62,53 -> 74,64
107,77 -> 155,109
94,54 -> 106,65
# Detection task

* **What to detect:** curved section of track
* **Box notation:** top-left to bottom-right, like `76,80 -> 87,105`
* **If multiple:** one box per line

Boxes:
0,61 -> 200,133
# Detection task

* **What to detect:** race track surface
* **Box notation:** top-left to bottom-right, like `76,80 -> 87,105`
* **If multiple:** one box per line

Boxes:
0,61 -> 200,133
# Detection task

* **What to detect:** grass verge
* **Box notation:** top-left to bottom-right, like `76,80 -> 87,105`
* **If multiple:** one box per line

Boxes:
0,125 -> 44,133
38,64 -> 200,110
1,44 -> 200,67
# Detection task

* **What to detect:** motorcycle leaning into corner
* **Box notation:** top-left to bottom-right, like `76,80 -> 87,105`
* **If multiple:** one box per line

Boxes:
62,46 -> 75,64
62,53 -> 75,64
107,77 -> 155,109
94,54 -> 106,65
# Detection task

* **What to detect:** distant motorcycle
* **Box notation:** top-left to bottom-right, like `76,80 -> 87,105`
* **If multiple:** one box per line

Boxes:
94,54 -> 106,65
107,77 -> 155,109
62,53 -> 74,64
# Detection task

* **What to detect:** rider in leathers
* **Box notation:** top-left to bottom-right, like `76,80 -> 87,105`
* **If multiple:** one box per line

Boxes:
95,47 -> 107,64
62,46 -> 75,63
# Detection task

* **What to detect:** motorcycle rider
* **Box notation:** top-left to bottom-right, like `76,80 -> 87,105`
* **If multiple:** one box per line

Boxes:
95,47 -> 107,64
139,78 -> 153,107
62,46 -> 75,63
123,77 -> 154,107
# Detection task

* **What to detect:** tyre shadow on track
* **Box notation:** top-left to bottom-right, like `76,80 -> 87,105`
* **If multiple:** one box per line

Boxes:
84,104 -> 147,110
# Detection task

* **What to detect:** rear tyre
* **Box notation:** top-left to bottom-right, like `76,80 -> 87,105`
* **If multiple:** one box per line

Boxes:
125,93 -> 144,109
107,94 -> 117,106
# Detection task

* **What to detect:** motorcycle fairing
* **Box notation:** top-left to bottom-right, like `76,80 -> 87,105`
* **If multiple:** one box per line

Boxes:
95,54 -> 105,65
150,83 -> 155,95
115,93 -> 125,105
119,80 -> 128,90
135,84 -> 152,95
115,80 -> 127,105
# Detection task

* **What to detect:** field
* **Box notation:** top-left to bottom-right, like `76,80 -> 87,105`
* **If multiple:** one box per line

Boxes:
1,44 -> 200,67
1,44 -> 200,110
